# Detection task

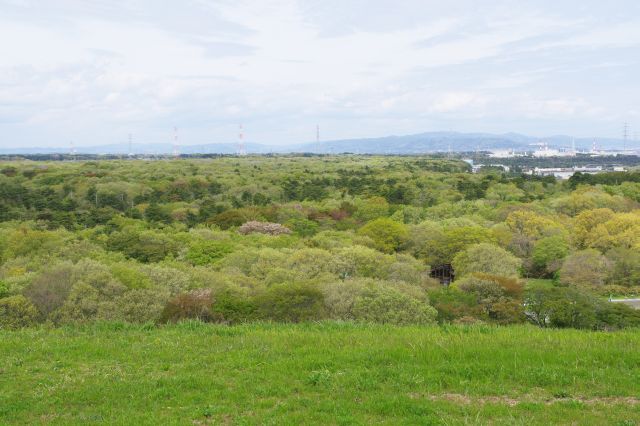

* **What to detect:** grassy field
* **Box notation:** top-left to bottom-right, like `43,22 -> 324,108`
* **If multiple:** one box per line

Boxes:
1,323 -> 639,425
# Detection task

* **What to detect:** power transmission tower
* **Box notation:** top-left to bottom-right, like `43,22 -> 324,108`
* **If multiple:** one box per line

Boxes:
237,124 -> 246,156
172,127 -> 180,158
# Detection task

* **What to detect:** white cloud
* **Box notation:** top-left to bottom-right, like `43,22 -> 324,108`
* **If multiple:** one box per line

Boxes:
0,0 -> 638,147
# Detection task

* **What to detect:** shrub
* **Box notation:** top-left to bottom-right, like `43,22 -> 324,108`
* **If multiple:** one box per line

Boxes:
23,262 -> 76,320
237,221 -> 292,236
352,286 -> 437,325
559,249 -> 611,288
454,273 -> 525,324
531,236 -> 569,277
186,240 -> 234,265
0,280 -> 9,298
211,289 -> 257,324
524,287 -> 608,329
428,287 -> 481,323
255,283 -> 326,322
285,218 -> 318,237
159,289 -> 214,323
54,282 -> 100,324
211,209 -> 264,229
452,243 -> 521,278
106,230 -> 180,263
331,246 -> 393,280
322,279 -> 368,321
357,218 -> 408,253
0,295 -> 38,329
109,289 -> 170,323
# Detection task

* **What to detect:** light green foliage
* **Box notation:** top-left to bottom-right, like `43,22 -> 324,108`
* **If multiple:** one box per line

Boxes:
606,247 -> 640,287
185,239 -> 234,265
255,283 -> 327,322
353,196 -> 389,222
357,218 -> 408,253
285,217 -> 319,237
406,222 -> 496,265
531,235 -> 569,276
486,183 -> 525,201
559,249 -> 611,287
0,156 -> 638,329
0,295 -> 38,329
452,243 -> 521,278
454,273 -> 525,324
331,245 -> 393,279
0,279 -> 9,298
351,285 -> 437,325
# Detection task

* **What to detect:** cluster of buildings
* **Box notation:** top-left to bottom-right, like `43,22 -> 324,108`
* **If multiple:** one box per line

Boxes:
488,141 -> 639,159
528,165 -> 626,179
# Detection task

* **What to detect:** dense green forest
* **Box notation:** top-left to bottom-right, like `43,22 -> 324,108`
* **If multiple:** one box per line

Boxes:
1,155 -> 639,330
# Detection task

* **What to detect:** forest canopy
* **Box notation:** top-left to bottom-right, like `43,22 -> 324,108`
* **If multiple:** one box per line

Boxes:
1,155 -> 639,330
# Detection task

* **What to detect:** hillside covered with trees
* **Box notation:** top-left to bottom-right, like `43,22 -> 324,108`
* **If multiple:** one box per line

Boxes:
1,155 -> 639,330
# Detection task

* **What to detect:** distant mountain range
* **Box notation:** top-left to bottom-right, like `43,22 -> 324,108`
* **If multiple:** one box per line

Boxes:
1,131 -> 635,155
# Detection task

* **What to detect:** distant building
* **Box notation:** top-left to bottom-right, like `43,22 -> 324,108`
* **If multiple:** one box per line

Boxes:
531,142 -> 576,158
529,165 -> 625,179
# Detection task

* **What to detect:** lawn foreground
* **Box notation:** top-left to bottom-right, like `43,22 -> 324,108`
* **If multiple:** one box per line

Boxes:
1,322 -> 639,425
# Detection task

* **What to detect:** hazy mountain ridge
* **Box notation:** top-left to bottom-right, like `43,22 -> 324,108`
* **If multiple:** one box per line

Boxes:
1,132 -> 633,155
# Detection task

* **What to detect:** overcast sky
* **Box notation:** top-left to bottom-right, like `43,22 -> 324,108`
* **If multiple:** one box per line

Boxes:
1,0 -> 639,148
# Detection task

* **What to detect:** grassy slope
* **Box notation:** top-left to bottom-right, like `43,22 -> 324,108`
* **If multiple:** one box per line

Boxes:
1,323 -> 639,425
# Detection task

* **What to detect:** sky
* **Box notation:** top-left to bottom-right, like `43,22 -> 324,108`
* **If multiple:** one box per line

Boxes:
1,0 -> 639,148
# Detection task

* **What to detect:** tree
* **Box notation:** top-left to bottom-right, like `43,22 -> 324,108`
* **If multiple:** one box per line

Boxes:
357,218 -> 408,253
559,249 -> 611,288
353,197 -> 389,222
452,243 -> 521,278
531,235 -> 569,277
160,290 -> 214,323
524,287 -> 597,329
505,210 -> 564,239
606,247 -> 640,287
186,240 -> 234,266
572,208 -> 615,249
144,203 -> 172,224
454,273 -> 525,324
351,285 -> 437,325
255,283 -> 327,322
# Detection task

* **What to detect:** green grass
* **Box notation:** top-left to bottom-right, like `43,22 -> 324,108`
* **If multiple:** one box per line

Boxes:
1,322 -> 639,425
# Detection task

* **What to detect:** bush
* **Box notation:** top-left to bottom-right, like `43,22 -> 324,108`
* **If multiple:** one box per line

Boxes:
454,274 -> 525,324
524,287 -> 602,329
106,230 -> 180,263
238,221 -> 292,236
23,262 -> 76,320
0,295 -> 38,329
352,285 -> 437,325
107,289 -> 170,323
285,218 -> 318,237
357,218 -> 408,253
160,290 -> 215,323
0,280 -> 9,298
452,243 -> 521,278
255,283 -> 326,322
559,249 -> 611,288
531,235 -> 569,277
211,289 -> 258,324
186,240 -> 234,265
428,287 -> 482,323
